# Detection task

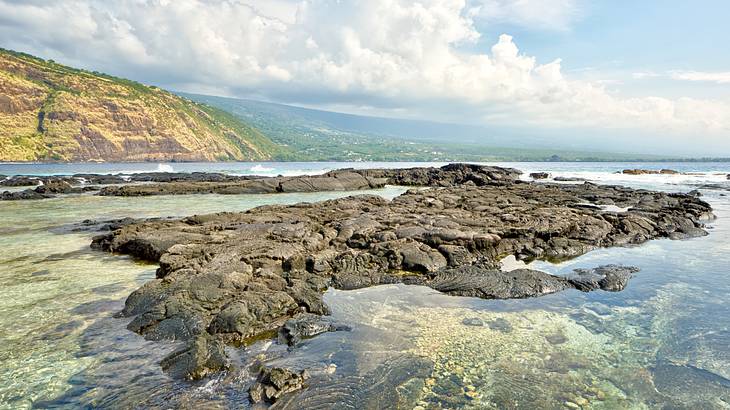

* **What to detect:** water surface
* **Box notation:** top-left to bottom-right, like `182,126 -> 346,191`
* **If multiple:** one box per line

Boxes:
0,162 -> 728,409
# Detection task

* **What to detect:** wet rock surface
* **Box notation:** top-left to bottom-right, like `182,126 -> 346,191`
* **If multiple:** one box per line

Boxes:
278,313 -> 350,346
0,163 -> 520,200
88,164 -> 713,383
408,265 -> 639,299
249,366 -> 310,404
622,169 -> 680,175
97,170 -> 385,196
1,189 -> 53,200
650,361 -> 730,407
270,355 -> 434,409
1,176 -> 97,200
159,333 -> 229,380
96,163 -> 520,196
0,169 -> 387,200
565,265 -> 640,292
553,176 -> 587,182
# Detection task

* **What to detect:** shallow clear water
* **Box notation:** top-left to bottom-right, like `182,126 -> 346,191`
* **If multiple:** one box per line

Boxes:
0,186 -> 407,409
0,162 -> 728,409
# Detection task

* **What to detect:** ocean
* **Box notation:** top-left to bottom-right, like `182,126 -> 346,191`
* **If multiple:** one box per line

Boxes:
1,161 -> 728,409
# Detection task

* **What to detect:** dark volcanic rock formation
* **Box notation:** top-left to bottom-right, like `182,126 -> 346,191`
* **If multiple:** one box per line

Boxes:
160,333 -> 229,380
278,313 -> 350,346
1,163 -> 521,200
1,177 -> 96,200
96,163 -> 521,196
98,170 -> 386,196
90,164 -> 713,385
622,169 -> 680,175
405,265 -> 638,299
0,176 -> 42,187
554,176 -> 587,182
249,366 -> 310,404
1,189 -> 52,200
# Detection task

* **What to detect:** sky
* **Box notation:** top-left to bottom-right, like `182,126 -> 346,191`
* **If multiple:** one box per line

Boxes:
1,0 -> 729,156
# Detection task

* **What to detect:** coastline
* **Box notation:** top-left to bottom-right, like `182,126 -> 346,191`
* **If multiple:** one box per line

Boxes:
0,161 -> 728,408
81,164 -> 713,404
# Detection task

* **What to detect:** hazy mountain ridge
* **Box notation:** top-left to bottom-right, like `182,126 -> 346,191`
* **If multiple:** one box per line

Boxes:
0,49 -> 279,162
183,93 -> 676,162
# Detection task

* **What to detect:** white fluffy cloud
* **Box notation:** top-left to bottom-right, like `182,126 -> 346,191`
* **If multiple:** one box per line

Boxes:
670,71 -> 730,84
1,0 -> 729,140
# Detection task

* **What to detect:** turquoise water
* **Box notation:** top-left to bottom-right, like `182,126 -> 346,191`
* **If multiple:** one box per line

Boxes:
0,162 -> 729,409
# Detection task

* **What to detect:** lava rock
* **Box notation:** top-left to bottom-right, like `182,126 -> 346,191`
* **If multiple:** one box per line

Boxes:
553,176 -> 587,182
1,189 -> 52,200
160,333 -> 229,380
91,164 -> 712,379
622,169 -> 680,175
278,313 -> 350,346
249,366 -> 309,404
565,265 -> 640,292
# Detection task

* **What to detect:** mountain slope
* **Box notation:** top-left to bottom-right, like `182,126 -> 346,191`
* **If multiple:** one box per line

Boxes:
184,93 -> 667,162
0,49 -> 281,162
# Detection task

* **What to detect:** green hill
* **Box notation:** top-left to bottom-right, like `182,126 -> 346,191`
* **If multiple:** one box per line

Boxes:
183,93 -> 669,162
0,49 -> 282,162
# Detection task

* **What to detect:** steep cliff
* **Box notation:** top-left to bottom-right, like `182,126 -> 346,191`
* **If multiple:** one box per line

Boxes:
0,49 -> 281,162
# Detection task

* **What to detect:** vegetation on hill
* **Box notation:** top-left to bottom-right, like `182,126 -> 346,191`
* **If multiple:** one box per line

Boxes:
1,48 -> 712,163
184,94 -> 670,162
0,48 -> 281,162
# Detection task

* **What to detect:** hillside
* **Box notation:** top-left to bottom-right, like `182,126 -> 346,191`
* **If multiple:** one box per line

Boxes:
183,93 -> 667,162
0,49 -> 281,162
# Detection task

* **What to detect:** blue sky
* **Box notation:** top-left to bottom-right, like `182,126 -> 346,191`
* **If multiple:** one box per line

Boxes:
473,0 -> 730,97
1,0 -> 728,155
495,1 -> 729,68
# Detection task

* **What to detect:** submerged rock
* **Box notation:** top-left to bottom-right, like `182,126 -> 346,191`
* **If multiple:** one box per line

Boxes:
529,172 -> 550,180
565,265 -> 639,292
462,317 -> 484,327
650,361 -> 730,407
271,354 -> 434,409
249,366 -> 310,404
91,164 -> 713,379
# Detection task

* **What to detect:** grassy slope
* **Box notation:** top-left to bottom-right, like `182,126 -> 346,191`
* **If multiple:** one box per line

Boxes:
0,49 -> 284,162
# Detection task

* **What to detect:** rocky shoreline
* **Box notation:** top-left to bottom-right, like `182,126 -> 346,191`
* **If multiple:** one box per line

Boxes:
78,164 -> 715,403
1,164 -> 520,199
0,170 -> 383,200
